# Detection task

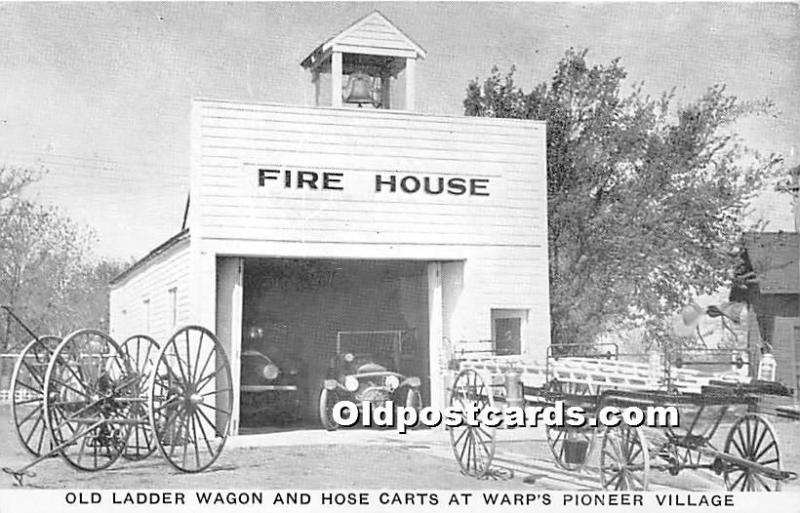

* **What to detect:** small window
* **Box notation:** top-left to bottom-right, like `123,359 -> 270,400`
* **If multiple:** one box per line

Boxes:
168,287 -> 178,328
491,309 -> 528,356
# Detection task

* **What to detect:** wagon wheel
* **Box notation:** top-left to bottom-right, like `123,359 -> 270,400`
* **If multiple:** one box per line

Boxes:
448,368 -> 496,478
149,326 -> 233,473
546,380 -> 596,471
600,424 -> 650,490
43,330 -> 135,471
10,336 -> 60,456
319,387 -> 340,431
723,413 -> 782,491
120,335 -> 159,461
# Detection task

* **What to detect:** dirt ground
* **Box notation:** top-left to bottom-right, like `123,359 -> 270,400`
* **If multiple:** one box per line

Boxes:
1,405 -> 799,491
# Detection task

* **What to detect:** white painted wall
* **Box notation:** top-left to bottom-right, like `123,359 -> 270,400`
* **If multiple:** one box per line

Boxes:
109,238 -> 192,344
191,100 -> 550,364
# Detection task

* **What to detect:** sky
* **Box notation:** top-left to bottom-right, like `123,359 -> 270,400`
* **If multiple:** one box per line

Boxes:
0,2 -> 797,260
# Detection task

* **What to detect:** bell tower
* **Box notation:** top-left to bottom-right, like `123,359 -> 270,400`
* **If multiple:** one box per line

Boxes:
301,11 -> 426,111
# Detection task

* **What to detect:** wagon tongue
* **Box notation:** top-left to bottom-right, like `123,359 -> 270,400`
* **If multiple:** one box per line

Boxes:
2,466 -> 35,487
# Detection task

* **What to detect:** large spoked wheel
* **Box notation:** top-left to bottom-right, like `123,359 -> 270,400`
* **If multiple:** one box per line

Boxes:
448,368 -> 496,478
149,326 -> 233,473
723,413 -> 782,491
10,336 -> 61,456
120,335 -> 159,461
43,330 -> 135,471
546,380 -> 596,471
319,387 -> 340,431
600,424 -> 650,490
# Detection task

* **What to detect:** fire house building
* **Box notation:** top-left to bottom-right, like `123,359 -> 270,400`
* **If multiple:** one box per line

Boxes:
109,12 -> 549,435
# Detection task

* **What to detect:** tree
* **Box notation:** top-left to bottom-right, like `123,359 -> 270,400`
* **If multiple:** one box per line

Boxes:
464,49 -> 784,346
0,165 -> 38,201
0,199 -> 93,345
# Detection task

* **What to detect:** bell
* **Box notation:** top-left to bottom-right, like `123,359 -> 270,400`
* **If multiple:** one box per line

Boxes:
344,72 -> 376,107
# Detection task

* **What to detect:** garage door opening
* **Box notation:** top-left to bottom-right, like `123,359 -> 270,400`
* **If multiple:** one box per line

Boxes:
238,258 -> 430,431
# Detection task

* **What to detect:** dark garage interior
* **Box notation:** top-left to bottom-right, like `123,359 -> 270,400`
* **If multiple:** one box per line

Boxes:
239,258 -> 429,430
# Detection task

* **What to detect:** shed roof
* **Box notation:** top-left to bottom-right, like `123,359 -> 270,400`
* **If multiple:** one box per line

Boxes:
743,231 -> 799,294
301,10 -> 426,69
109,229 -> 190,286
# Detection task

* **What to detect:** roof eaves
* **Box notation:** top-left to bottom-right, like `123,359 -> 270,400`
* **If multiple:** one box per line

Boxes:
109,229 -> 190,286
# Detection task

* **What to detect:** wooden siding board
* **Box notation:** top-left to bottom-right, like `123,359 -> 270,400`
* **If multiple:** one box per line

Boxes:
199,225 -> 538,246
109,240 -> 192,343
196,102 -> 543,131
199,126 -> 537,155
199,141 -> 537,165
200,116 -> 539,146
193,101 -> 545,251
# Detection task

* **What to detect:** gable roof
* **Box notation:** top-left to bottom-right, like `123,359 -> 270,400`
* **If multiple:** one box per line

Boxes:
743,231 -> 799,294
301,10 -> 426,69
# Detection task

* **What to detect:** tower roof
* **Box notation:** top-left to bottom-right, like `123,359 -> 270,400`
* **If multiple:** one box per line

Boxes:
301,11 -> 427,70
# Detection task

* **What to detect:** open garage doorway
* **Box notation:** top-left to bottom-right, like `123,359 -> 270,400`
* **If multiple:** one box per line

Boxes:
238,258 -> 430,431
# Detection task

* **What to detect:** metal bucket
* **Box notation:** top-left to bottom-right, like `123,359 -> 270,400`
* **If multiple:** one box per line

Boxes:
563,439 -> 589,465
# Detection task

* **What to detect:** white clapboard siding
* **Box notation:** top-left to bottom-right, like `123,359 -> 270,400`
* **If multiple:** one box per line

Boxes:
192,99 -> 550,358
109,238 -> 192,344
192,100 -> 546,248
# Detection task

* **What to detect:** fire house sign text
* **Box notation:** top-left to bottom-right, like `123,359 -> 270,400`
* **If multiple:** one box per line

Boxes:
256,168 -> 492,197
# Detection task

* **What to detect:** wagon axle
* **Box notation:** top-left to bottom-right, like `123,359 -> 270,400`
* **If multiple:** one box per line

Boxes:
5,321 -> 233,485
448,349 -> 796,492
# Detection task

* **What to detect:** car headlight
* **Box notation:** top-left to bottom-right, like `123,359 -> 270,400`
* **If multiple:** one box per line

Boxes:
384,375 -> 400,390
262,364 -> 280,380
344,375 -> 359,392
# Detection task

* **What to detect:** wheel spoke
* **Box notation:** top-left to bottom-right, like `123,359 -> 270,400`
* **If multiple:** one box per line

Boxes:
731,436 -> 745,457
17,403 -> 43,427
198,402 -> 231,416
452,426 -> 468,448
193,346 -> 215,389
736,424 -> 748,457
731,471 -> 747,491
15,397 -> 44,407
195,365 -> 227,392
185,331 -> 193,385
14,379 -> 45,395
457,429 -> 470,467
170,343 -> 191,386
471,427 -> 491,457
168,409 -> 188,459
752,472 -> 771,491
754,440 -> 777,462
21,360 -> 45,388
23,412 -> 43,444
195,403 -> 222,439
201,387 -> 233,397
192,410 -> 216,457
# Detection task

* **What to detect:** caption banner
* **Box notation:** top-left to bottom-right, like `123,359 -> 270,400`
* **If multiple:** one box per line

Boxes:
0,489 -> 787,513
